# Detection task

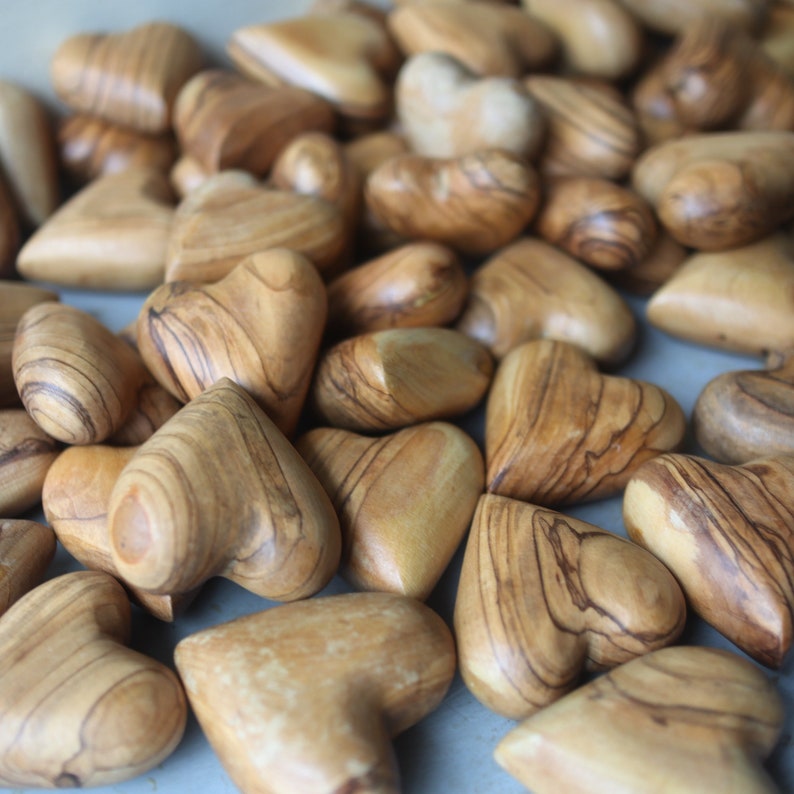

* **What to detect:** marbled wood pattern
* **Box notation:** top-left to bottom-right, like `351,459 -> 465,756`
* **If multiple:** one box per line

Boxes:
174,592 -> 456,794
495,646 -> 783,794
456,237 -> 636,364
165,172 -> 347,283
365,149 -> 541,256
0,282 -> 58,408
12,302 -> 148,446
326,241 -> 468,337
296,422 -> 483,600
486,340 -> 685,506
312,327 -> 493,432
624,453 -> 794,668
523,75 -> 641,180
607,231 -> 687,296
0,409 -> 60,516
109,373 -> 181,447
139,249 -> 326,438
0,571 -> 187,788
51,22 -> 203,134
0,519 -> 55,617
454,494 -> 685,720
174,70 -> 335,177
108,378 -> 341,600
42,445 -> 193,622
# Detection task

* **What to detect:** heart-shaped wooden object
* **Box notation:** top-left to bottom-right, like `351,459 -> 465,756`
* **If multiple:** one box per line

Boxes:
495,645 -> 783,794
646,232 -> 794,355
486,340 -> 686,506
456,237 -> 636,364
312,327 -> 493,432
13,302 -> 148,446
608,230 -> 687,295
0,570 -> 187,787
138,249 -> 326,438
174,592 -> 456,794
16,167 -> 175,291
51,22 -> 203,134
694,351 -> 794,464
227,12 -> 401,129
0,519 -> 55,617
108,378 -> 341,600
174,69 -> 335,177
0,409 -> 60,516
624,453 -> 794,667
455,494 -> 685,719
109,370 -> 181,447
166,171 -> 347,283
297,422 -> 483,600
618,0 -> 764,34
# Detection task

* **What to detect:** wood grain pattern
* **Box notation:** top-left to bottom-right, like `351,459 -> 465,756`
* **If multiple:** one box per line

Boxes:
607,230 -> 687,295
312,327 -> 493,432
365,149 -> 541,256
108,378 -> 341,600
297,422 -> 483,600
169,154 -> 210,199
0,519 -> 55,617
496,646 -> 783,794
174,592 -> 455,794
0,409 -> 60,516
456,236 -> 636,364
51,22 -> 203,134
694,352 -> 794,463
109,372 -> 181,447
455,494 -> 685,719
12,302 -> 148,445
0,570 -> 187,787
624,453 -> 794,667
486,340 -> 686,506
616,0 -> 767,35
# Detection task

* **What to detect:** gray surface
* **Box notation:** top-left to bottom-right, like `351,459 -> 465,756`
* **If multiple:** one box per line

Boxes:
3,2 -> 794,792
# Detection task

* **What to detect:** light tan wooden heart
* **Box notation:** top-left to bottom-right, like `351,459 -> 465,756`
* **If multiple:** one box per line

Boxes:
0,519 -> 55,617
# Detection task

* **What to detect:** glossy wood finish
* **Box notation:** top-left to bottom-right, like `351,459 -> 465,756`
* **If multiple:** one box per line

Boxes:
608,231 -> 687,295
0,519 -> 55,617
617,0 -> 767,34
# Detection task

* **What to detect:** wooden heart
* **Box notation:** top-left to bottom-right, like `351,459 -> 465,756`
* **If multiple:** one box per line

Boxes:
693,351 -> 794,464
495,646 -> 783,794
16,167 -> 175,291
0,571 -> 187,787
455,494 -> 685,719
51,21 -> 203,134
138,249 -> 326,438
166,171 -> 347,282
174,592 -> 455,794
0,519 -> 55,617
296,421 -> 483,600
486,340 -> 686,506
0,174 -> 18,277
624,452 -> 794,667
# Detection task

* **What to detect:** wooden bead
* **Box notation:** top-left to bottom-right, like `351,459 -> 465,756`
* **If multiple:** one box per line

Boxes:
0,519 -> 55,617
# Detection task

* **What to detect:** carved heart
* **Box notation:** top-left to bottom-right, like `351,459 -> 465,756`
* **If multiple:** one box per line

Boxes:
174,592 -> 455,794
0,571 -> 187,787
16,167 -> 174,291
454,494 -> 685,719
296,421 -> 483,600
495,646 -> 783,794
485,340 -> 686,505
624,452 -> 794,667
0,519 -> 55,617
138,249 -> 327,437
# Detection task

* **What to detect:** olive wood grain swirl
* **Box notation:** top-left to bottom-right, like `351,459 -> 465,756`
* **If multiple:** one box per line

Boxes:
51,22 -> 203,134
454,494 -> 685,719
0,571 -> 187,788
495,646 -> 784,794
624,453 -> 794,668
694,352 -> 794,464
174,592 -> 456,794
0,519 -> 55,617
108,378 -> 341,599
486,340 -> 686,506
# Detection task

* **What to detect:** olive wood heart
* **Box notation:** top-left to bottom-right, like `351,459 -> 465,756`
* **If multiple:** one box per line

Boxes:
0,519 -> 55,618
169,154 -> 210,199
618,0 -> 766,35
138,249 -> 326,438
624,453 -> 794,667
495,646 -> 783,794
296,422 -> 483,600
0,570 -> 187,787
174,592 -> 456,794
108,378 -> 341,600
607,231 -> 687,296
486,340 -> 686,506
455,494 -> 685,719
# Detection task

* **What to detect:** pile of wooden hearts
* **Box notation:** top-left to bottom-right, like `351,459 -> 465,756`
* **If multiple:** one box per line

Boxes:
2,0 -> 794,792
